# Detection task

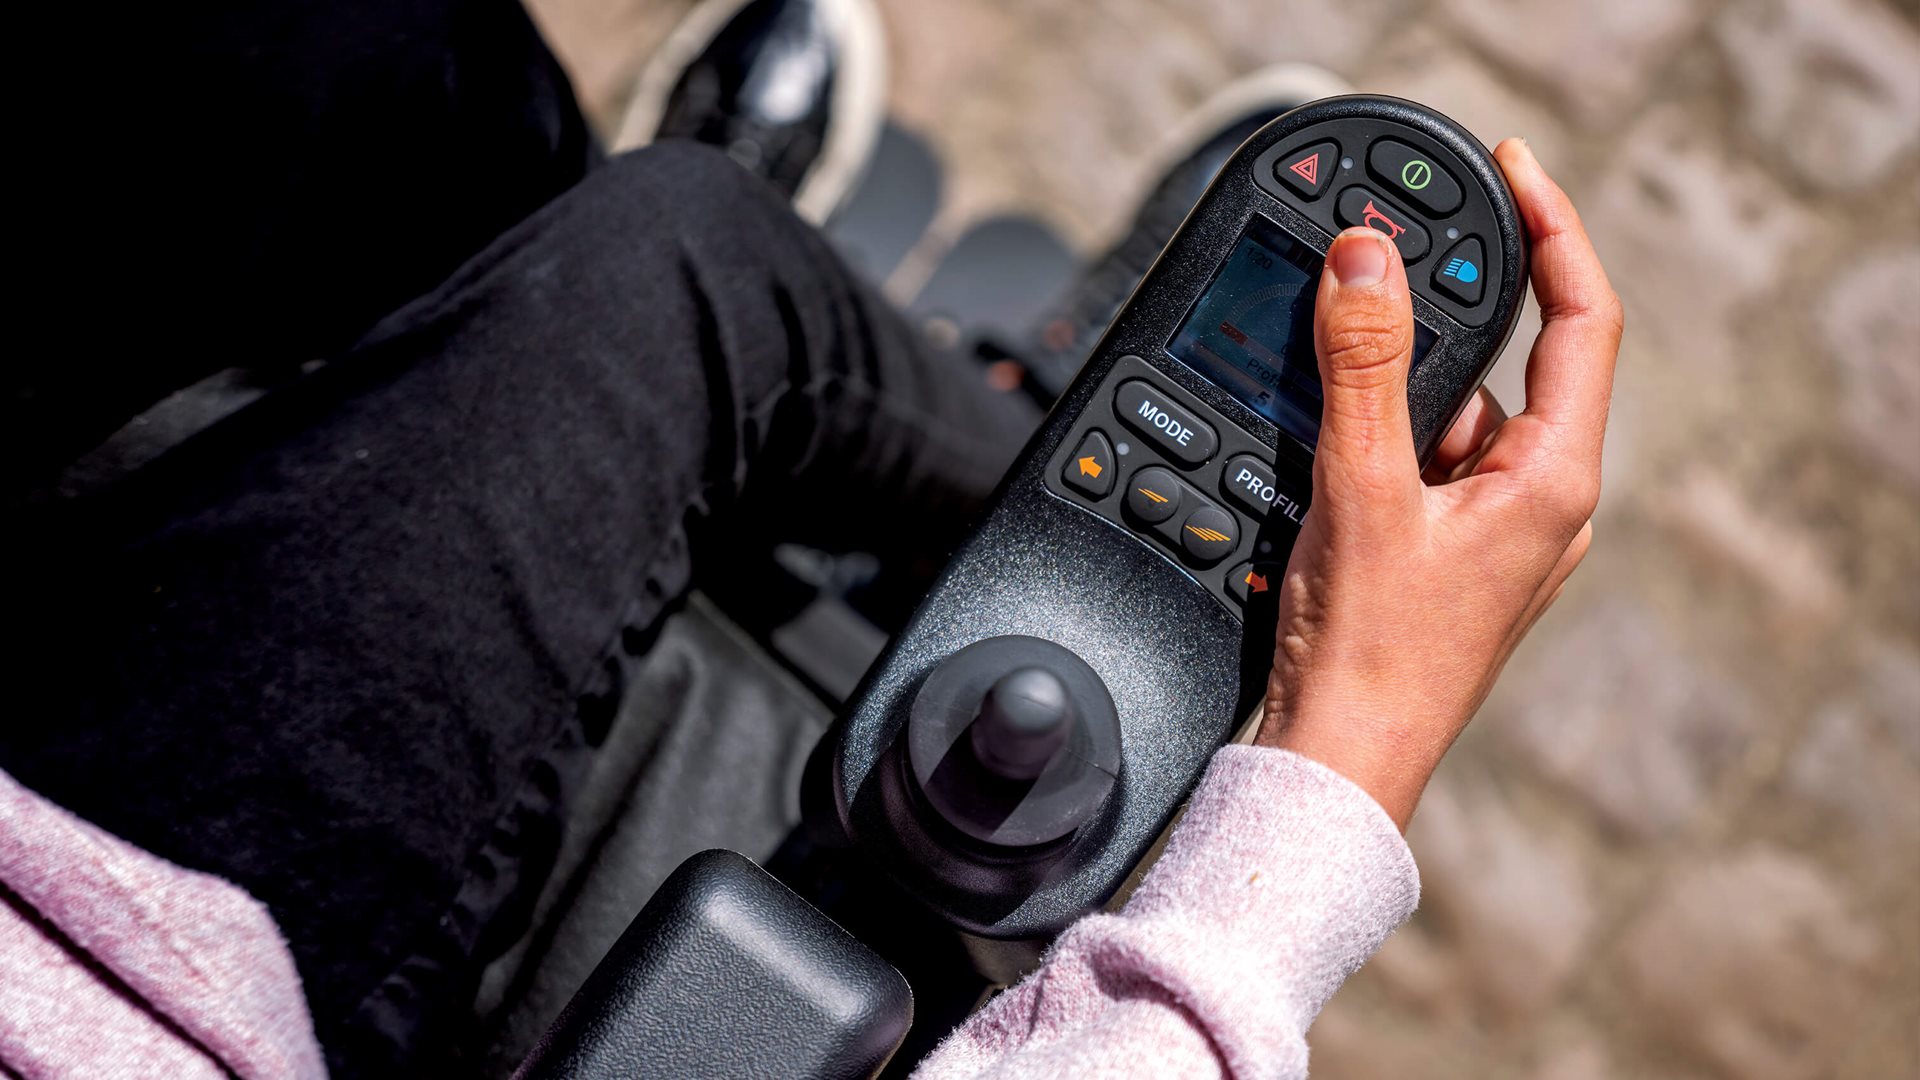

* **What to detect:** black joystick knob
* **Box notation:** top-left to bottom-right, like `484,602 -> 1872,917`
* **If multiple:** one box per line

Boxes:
969,667 -> 1074,781
904,636 -> 1121,850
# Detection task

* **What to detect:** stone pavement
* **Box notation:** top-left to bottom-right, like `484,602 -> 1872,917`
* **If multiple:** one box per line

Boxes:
524,0 -> 1920,1075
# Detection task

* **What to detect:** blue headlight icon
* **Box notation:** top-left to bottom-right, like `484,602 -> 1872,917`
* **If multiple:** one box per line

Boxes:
1442,257 -> 1479,284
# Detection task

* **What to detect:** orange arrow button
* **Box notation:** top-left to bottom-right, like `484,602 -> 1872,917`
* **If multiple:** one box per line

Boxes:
1063,432 -> 1116,497
1245,571 -> 1269,594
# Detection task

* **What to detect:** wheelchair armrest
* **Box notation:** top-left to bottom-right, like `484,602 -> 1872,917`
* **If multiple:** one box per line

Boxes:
514,849 -> 913,1080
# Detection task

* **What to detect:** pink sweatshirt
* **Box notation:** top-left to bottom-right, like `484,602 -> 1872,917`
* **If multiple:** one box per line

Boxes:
0,768 -> 324,1079
0,747 -> 1417,1078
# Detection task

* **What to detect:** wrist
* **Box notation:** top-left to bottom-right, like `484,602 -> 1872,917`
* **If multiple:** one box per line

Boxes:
1255,704 -> 1429,831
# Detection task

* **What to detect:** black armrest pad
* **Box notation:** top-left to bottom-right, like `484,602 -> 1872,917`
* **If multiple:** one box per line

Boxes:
514,849 -> 913,1080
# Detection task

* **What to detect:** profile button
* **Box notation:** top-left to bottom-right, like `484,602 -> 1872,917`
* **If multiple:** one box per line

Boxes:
1179,505 -> 1238,565
1219,454 -> 1280,518
1367,138 -> 1462,216
1114,379 -> 1217,466
1126,467 -> 1182,524
1335,185 -> 1430,263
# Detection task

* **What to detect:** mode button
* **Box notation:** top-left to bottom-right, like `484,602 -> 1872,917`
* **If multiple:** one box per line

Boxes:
1114,379 -> 1218,466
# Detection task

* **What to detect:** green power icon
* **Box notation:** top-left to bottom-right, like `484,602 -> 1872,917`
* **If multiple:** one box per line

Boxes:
1401,159 -> 1432,190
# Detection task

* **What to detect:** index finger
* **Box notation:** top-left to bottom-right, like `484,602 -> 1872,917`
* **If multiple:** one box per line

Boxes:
1495,138 -> 1624,461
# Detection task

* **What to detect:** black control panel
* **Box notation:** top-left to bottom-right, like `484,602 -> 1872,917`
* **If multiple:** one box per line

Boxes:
1044,354 -> 1300,614
1253,119 -> 1505,326
806,96 -> 1529,946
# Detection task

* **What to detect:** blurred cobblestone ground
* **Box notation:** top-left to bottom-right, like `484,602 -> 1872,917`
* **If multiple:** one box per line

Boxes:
527,0 -> 1920,1075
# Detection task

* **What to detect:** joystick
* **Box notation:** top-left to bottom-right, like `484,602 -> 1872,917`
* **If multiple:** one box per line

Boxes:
903,636 -> 1120,851
970,668 -> 1072,781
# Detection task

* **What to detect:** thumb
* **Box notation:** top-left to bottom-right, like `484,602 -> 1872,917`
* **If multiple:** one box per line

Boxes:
1312,228 -> 1421,503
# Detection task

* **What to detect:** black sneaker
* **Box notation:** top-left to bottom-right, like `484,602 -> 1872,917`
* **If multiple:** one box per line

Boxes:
619,0 -> 886,224
1023,65 -> 1351,399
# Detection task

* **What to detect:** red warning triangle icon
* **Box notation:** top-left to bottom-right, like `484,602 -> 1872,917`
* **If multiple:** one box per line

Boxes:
1288,152 -> 1320,186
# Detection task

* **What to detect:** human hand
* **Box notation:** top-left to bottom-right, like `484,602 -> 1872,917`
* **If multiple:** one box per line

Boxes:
1255,138 -> 1624,830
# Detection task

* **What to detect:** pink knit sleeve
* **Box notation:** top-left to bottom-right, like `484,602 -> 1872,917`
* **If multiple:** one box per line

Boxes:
0,769 -> 325,1080
913,745 -> 1420,1080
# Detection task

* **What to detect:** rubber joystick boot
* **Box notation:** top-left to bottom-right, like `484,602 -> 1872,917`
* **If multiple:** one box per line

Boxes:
905,636 -> 1121,850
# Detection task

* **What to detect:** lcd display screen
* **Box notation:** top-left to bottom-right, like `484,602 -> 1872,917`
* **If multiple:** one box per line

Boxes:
1165,216 -> 1435,449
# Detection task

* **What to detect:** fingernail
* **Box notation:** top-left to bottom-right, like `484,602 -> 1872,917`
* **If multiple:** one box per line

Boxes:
1330,230 -> 1390,287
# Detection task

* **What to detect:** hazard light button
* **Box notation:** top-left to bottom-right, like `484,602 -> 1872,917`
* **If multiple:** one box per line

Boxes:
1274,140 -> 1338,200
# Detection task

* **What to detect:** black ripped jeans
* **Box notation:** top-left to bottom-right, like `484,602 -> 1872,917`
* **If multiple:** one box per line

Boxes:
5,2 -> 1030,1073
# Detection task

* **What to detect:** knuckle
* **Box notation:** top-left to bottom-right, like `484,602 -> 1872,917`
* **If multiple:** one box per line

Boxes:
1566,518 -> 1595,558
1513,456 -> 1600,533
1602,292 -> 1627,341
1558,474 -> 1602,525
1320,317 -> 1412,387
1571,523 -> 1595,563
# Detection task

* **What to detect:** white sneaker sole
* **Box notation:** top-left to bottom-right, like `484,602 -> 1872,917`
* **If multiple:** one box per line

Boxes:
615,0 -> 888,225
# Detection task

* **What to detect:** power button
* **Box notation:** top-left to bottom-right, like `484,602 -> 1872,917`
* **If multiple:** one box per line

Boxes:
1367,138 -> 1462,216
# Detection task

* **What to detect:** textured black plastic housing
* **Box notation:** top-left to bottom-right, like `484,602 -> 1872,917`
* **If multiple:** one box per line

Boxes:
813,96 -> 1529,940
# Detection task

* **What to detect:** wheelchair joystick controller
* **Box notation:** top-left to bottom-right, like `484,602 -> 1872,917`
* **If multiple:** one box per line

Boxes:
525,94 -> 1537,1080
904,637 -> 1120,852
807,96 -> 1529,944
